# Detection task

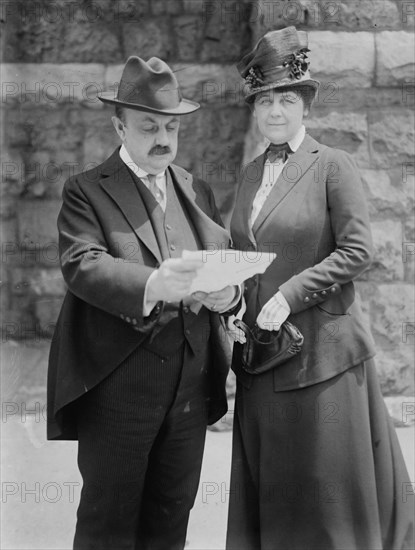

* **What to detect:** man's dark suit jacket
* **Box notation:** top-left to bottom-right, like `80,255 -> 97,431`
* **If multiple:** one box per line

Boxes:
47,149 -> 231,440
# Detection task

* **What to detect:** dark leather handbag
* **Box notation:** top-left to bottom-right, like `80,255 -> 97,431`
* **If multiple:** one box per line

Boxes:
234,319 -> 304,374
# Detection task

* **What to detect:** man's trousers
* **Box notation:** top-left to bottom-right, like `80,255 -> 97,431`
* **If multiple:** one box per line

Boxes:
73,341 -> 209,550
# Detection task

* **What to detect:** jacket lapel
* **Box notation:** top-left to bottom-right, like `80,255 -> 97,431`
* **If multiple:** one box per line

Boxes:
169,165 -> 230,248
237,154 -> 266,246
252,135 -> 320,235
99,151 -> 162,264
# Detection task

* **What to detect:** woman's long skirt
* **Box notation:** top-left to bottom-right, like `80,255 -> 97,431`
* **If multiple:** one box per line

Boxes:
226,360 -> 414,550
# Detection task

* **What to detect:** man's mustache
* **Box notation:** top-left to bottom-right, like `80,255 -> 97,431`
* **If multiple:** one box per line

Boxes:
149,146 -> 171,156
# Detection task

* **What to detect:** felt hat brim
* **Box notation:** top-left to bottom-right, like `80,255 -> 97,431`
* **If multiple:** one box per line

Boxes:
98,93 -> 200,115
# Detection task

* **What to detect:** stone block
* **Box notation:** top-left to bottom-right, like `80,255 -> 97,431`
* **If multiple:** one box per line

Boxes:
360,169 -> 412,218
183,0 -> 207,13
82,109 -> 120,166
251,0 -> 401,34
369,219 -> 404,281
4,108 -> 32,148
403,215 -> 415,283
308,31 -> 375,88
59,23 -> 123,64
359,282 -> 414,395
1,218 -> 18,252
17,199 -> 61,255
1,63 -> 105,106
200,3 -> 251,63
174,15 -> 204,61
171,63 -> 242,104
368,109 -> 415,168
123,19 -> 173,60
27,107 -> 84,153
375,347 -> 415,395
151,0 -> 184,15
12,267 -> 65,297
395,0 -> 415,27
306,111 -> 370,168
376,31 -> 415,86
0,147 -> 25,195
337,1 -> 400,30
384,396 -> 415,425
33,297 -> 62,336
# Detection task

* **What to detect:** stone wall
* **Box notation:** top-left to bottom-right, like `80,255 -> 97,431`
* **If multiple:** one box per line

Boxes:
1,0 -> 414,396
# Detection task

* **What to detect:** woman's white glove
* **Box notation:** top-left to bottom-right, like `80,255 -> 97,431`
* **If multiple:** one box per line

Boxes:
256,291 -> 291,331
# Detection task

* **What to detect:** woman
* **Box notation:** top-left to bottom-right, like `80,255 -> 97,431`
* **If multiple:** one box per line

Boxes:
226,26 -> 414,550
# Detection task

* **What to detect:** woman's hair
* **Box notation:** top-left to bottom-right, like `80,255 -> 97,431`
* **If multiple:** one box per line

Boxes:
249,85 -> 316,111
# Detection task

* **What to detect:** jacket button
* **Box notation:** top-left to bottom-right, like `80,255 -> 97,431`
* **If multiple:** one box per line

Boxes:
321,290 -> 327,296
331,287 -> 336,293
132,318 -> 137,325
170,244 -> 176,251
185,329 -> 191,335
312,293 -> 318,299
166,224 -> 172,230
126,316 -> 131,323
120,313 -> 125,320
304,297 -> 310,303
183,306 -> 189,313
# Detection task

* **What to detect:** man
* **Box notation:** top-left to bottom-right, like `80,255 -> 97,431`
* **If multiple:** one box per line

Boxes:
47,56 -> 238,550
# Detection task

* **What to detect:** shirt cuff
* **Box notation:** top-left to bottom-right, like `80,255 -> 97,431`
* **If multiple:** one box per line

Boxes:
218,285 -> 242,314
143,270 -> 159,317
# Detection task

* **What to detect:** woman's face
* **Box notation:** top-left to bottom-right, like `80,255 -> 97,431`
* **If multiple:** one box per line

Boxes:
253,88 -> 308,144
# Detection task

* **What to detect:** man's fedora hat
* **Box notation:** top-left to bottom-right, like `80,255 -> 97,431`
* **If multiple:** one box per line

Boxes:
237,26 -> 320,102
98,56 -> 200,115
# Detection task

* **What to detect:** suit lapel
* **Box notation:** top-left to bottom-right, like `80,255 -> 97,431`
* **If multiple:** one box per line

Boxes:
237,154 -> 266,246
169,165 -> 230,248
99,152 -> 162,264
252,135 -> 320,235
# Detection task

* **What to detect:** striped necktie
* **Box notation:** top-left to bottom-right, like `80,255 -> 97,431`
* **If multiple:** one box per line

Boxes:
147,174 -> 164,205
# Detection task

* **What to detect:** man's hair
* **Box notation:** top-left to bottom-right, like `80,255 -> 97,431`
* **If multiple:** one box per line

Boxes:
115,105 -> 126,123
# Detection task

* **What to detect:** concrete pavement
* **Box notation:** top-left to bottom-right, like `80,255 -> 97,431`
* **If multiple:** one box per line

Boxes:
1,341 -> 414,550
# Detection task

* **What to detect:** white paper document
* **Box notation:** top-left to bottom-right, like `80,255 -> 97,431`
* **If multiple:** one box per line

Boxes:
182,249 -> 277,293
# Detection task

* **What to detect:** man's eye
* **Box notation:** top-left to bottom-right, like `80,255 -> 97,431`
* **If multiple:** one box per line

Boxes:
142,126 -> 157,132
166,125 -> 178,132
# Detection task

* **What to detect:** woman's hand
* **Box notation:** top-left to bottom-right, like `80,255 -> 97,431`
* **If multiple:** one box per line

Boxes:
256,291 -> 291,331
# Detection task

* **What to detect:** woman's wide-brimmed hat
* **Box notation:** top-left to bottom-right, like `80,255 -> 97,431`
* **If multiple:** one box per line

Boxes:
237,26 -> 320,102
98,56 -> 200,115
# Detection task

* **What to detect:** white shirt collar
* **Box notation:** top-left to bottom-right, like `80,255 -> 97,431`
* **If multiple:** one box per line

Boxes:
119,144 -> 166,180
288,124 -> 306,152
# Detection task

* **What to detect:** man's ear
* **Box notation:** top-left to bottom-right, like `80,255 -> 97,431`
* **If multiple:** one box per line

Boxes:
112,116 -> 125,141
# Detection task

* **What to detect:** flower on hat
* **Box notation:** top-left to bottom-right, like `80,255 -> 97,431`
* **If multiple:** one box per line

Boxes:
283,48 -> 310,80
245,66 -> 265,90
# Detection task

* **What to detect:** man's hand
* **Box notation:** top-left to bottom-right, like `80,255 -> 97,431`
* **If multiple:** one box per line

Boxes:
146,258 -> 204,303
192,285 -> 236,312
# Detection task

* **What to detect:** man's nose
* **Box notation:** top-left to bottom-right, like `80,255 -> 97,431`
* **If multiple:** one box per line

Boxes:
155,127 -> 170,146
